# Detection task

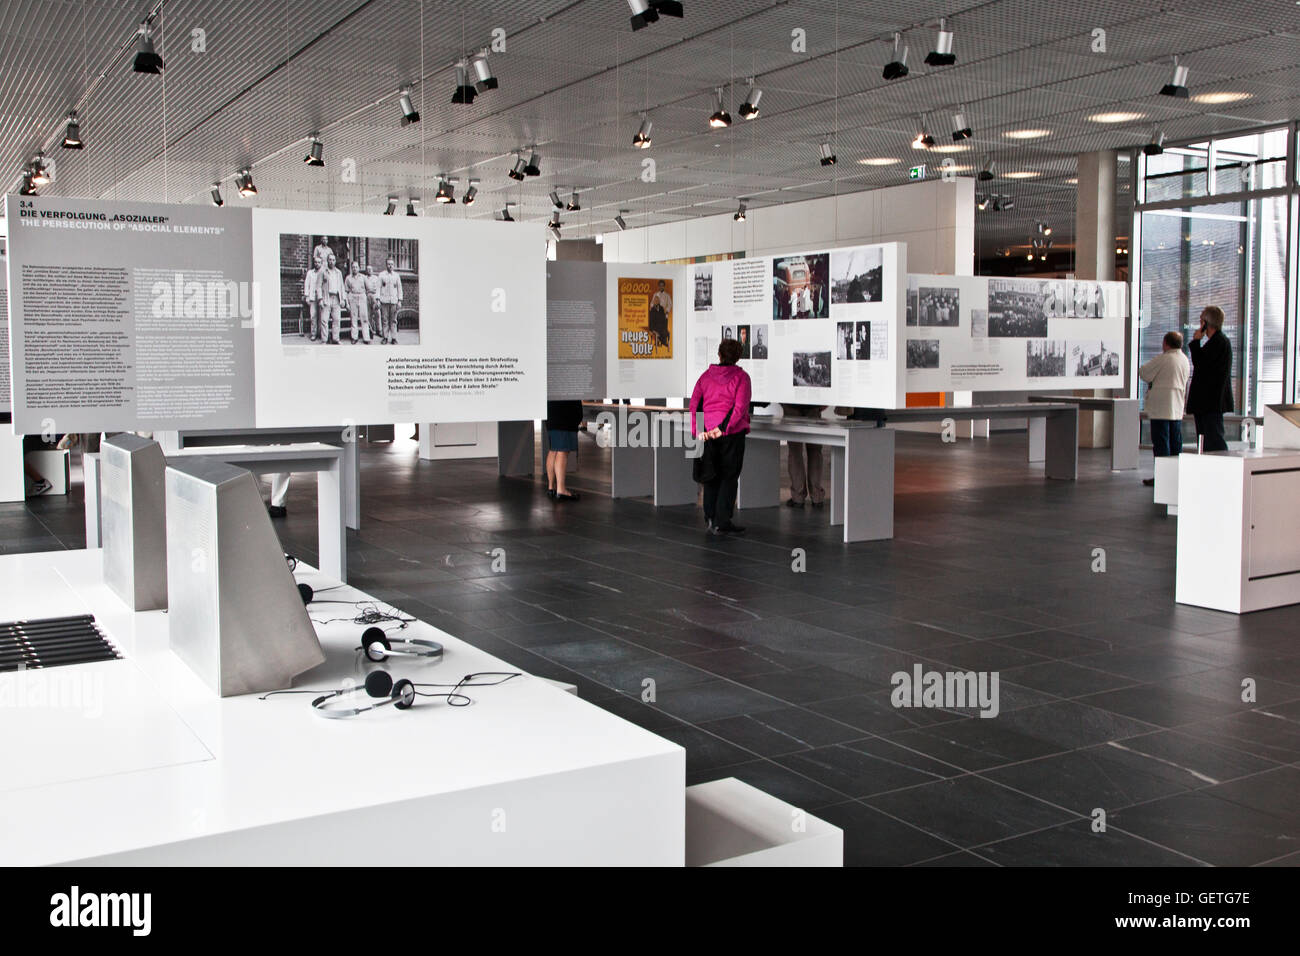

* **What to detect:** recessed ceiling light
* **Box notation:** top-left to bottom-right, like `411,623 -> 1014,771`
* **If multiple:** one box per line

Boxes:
1003,170 -> 1039,179
928,143 -> 967,153
1066,177 -> 1078,184
1003,129 -> 1050,140
1191,91 -> 1252,105
857,157 -> 899,166
1089,111 -> 1145,124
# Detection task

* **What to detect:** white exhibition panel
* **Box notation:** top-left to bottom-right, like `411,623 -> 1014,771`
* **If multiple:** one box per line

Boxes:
903,273 -> 1127,392
686,242 -> 906,408
605,262 -> 687,400
251,209 -> 547,427
0,549 -> 684,866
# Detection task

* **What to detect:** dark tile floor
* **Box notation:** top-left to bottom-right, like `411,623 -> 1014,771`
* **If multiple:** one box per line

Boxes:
8,430 -> 1300,866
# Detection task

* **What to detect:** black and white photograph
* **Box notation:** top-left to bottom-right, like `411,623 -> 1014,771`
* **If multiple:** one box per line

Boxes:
694,264 -> 713,311
279,233 -> 420,346
906,338 -> 940,369
772,252 -> 829,319
918,286 -> 960,327
737,324 -> 751,359
792,350 -> 832,387
751,323 -> 769,359
830,247 -> 883,304
1071,280 -> 1107,318
970,308 -> 988,338
1026,339 -> 1067,377
906,286 -> 919,326
987,278 -> 1048,337
1071,340 -> 1120,376
721,324 -> 735,342
837,321 -> 871,360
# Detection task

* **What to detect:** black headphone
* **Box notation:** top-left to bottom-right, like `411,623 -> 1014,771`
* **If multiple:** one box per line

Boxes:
310,671 -> 417,719
359,626 -> 443,662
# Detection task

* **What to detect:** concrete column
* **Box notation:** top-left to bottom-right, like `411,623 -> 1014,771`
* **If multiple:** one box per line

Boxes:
1075,150 -> 1117,282
555,239 -> 603,262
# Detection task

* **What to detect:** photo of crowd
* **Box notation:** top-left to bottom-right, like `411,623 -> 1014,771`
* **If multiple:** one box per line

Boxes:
906,339 -> 940,369
773,253 -> 829,319
792,350 -> 832,387
279,233 -> 420,346
917,287 -> 960,327
836,321 -> 871,360
830,248 -> 883,304
988,279 -> 1049,337
1026,339 -> 1067,377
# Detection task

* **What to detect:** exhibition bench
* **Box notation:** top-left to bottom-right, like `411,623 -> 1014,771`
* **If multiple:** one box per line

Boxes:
0,549 -> 684,865
1027,394 -> 1139,471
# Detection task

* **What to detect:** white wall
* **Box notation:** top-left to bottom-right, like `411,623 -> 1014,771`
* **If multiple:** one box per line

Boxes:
601,178 -> 975,276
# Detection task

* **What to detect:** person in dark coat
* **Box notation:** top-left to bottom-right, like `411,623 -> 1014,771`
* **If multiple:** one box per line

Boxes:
545,399 -> 584,501
1186,305 -> 1233,453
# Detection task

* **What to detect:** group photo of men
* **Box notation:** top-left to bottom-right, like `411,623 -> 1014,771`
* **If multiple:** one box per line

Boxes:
279,233 -> 421,347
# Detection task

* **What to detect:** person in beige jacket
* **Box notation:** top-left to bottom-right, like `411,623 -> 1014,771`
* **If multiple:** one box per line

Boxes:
1139,330 -> 1190,485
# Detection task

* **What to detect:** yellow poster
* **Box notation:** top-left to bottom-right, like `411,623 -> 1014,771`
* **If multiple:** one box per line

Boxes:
617,277 -> 672,359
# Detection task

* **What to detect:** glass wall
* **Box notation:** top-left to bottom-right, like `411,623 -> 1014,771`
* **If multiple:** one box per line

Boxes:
1135,124 -> 1297,421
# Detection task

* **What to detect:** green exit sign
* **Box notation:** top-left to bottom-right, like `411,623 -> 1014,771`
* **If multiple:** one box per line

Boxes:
909,164 -> 926,180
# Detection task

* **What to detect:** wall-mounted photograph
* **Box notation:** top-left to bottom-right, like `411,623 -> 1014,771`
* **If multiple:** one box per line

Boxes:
831,247 -> 883,304
773,253 -> 830,320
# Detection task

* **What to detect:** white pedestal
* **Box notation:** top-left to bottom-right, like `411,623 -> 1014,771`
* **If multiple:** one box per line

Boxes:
0,432 -> 25,502
1154,456 -> 1178,516
419,422 -> 500,460
686,778 -> 843,867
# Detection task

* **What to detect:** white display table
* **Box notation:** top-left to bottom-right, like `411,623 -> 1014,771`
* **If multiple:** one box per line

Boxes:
1175,449 -> 1300,614
0,550 -> 684,866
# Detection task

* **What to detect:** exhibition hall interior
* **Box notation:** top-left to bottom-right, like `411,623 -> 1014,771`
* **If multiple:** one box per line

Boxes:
3,0 -> 1300,879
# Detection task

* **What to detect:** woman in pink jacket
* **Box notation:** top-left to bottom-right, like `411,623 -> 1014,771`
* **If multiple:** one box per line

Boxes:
689,338 -> 752,535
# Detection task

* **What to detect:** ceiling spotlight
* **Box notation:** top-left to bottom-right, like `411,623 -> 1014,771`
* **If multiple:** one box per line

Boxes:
1144,128 -> 1166,156
384,196 -> 398,215
925,19 -> 955,67
463,180 -> 478,206
499,204 -> 515,222
61,112 -> 83,149
452,60 -> 477,104
399,87 -> 420,125
994,195 -> 1015,212
549,210 -> 562,238
508,154 -> 527,181
738,79 -> 762,120
304,135 -> 324,167
566,190 -> 582,212
709,87 -> 732,128
435,177 -> 455,204
1036,221 -> 1052,236
19,170 -> 36,195
524,150 -> 541,176
1027,251 -> 1036,261
471,50 -> 498,93
882,32 -> 909,80
819,142 -> 837,166
733,200 -> 747,222
210,182 -> 224,207
976,194 -> 991,211
977,156 -> 996,181
951,109 -> 972,141
911,119 -> 935,150
29,153 -> 51,186
632,113 -> 654,148
1160,57 -> 1189,98
615,210 -> 629,230
133,22 -> 163,74
549,189 -> 564,209
236,168 -> 257,197
406,198 -> 420,217
628,0 -> 684,31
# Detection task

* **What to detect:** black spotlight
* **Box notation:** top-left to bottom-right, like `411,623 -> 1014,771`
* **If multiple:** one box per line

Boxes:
19,171 -> 37,195
632,114 -> 653,148
452,61 -> 477,104
508,155 -> 527,181
951,110 -> 972,141
819,142 -> 837,166
977,156 -> 996,181
524,150 -> 541,176
399,88 -> 420,125
463,180 -> 478,205
406,198 -> 419,217
882,32 -> 909,81
236,168 -> 257,197
304,136 -> 324,167
1160,60 -> 1189,98
29,153 -> 51,185
733,200 -> 747,222
1144,129 -> 1166,156
384,196 -> 398,215
499,204 -> 515,222
924,19 -> 955,67
628,0 -> 683,31
210,182 -> 225,207
708,87 -> 732,128
61,112 -> 83,149
434,178 -> 455,204
133,23 -> 163,74
738,80 -> 762,120
471,51 -> 498,93
549,189 -> 564,209
615,210 -> 629,230
566,190 -> 582,212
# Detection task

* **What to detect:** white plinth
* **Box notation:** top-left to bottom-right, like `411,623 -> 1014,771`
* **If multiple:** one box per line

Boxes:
0,549 -> 683,866
1154,455 -> 1179,516
686,777 -> 843,867
1176,450 -> 1300,614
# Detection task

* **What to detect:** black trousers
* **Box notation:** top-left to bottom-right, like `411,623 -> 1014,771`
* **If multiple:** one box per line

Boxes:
702,432 -> 746,526
1194,411 -> 1227,452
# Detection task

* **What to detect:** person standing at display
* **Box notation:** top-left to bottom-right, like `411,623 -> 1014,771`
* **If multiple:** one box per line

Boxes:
344,260 -> 372,344
544,399 -> 583,502
690,339 -> 752,535
1139,330 -> 1191,486
782,403 -> 825,507
1187,305 -> 1233,452
318,252 -> 344,344
303,261 -> 321,340
364,265 -> 381,340
378,257 -> 403,344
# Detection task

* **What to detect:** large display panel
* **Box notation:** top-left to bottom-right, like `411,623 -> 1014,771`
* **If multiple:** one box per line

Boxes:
605,263 -> 687,399
903,274 -> 1127,392
686,243 -> 905,408
5,196 -> 255,432
547,260 -> 607,399
251,209 -> 546,426
0,232 -> 9,414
